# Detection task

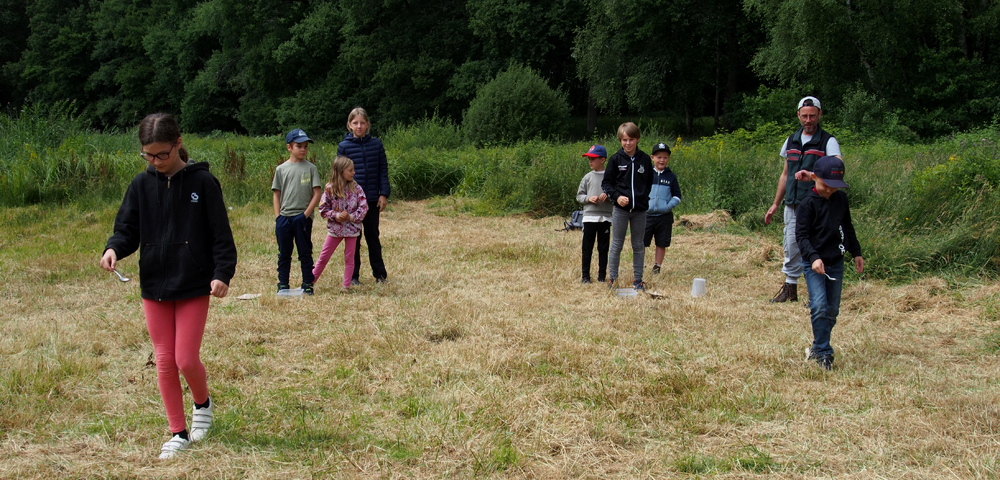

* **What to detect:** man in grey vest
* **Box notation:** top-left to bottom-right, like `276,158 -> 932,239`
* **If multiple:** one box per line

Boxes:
764,96 -> 842,303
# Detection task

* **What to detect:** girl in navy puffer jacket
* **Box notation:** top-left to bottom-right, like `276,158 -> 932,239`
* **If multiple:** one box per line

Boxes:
337,107 -> 389,283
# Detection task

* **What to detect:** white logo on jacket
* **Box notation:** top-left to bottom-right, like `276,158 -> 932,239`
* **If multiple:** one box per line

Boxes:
191,192 -> 200,203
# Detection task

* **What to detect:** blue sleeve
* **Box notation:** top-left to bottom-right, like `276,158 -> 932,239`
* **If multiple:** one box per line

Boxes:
664,196 -> 680,212
377,140 -> 390,198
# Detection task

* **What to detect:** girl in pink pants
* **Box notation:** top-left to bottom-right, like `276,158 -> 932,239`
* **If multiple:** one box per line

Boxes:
101,113 -> 237,459
313,156 -> 368,291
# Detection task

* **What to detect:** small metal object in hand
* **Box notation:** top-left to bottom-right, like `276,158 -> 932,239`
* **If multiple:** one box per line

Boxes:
823,273 -> 837,281
113,269 -> 130,282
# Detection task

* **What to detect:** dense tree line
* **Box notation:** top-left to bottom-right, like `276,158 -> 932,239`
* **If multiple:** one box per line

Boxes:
1,0 -> 997,138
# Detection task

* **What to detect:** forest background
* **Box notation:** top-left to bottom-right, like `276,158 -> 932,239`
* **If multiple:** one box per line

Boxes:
1,0 -> 998,138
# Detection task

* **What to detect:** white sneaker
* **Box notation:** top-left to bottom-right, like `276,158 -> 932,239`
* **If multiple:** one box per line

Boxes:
159,434 -> 191,459
805,347 -> 818,361
190,401 -> 213,442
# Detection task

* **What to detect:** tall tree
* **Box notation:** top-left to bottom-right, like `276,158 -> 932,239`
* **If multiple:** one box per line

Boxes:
746,0 -> 1000,134
10,0 -> 96,109
0,0 -> 31,107
574,0 -> 758,132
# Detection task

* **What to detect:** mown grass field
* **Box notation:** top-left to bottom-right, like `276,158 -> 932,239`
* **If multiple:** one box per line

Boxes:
3,199 -> 1000,478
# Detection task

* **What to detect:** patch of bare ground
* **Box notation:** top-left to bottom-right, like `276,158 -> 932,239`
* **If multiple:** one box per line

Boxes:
2,200 -> 999,478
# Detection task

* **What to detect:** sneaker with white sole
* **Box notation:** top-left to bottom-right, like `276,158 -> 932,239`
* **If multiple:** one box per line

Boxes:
159,434 -> 191,459
190,402 -> 213,442
805,347 -> 818,361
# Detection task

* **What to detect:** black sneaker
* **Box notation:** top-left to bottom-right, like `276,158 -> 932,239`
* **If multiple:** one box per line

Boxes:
276,283 -> 290,292
350,279 -> 361,286
818,355 -> 834,371
607,278 -> 617,290
375,277 -> 387,284
582,277 -> 592,284
633,280 -> 646,291
302,283 -> 314,295
597,276 -> 606,283
652,264 -> 661,275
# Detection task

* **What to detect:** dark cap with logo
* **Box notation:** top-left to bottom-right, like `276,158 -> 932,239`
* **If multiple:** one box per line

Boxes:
813,156 -> 848,188
285,129 -> 314,144
651,142 -> 671,155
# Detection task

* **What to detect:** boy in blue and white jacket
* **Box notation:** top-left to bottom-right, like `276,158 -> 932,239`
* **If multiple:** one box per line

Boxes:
643,142 -> 682,275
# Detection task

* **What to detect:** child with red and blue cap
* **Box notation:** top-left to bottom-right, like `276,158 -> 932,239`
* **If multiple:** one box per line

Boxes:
795,155 -> 865,370
576,144 -> 613,283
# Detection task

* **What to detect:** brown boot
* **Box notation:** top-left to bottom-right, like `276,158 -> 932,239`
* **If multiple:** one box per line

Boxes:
769,282 -> 798,303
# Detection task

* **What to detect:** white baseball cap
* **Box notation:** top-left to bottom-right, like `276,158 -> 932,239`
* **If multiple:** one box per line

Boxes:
797,96 -> 821,111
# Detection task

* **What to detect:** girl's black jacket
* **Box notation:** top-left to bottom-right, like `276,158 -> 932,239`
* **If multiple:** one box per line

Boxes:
105,161 -> 238,301
794,189 -> 862,265
601,147 -> 654,211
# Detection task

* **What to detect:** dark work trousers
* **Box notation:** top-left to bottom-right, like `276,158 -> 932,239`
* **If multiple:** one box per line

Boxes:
275,213 -> 315,286
353,200 -> 388,281
581,221 -> 611,281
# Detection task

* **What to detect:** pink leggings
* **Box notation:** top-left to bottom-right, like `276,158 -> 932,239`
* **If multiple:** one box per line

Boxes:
312,235 -> 357,287
142,296 -> 210,434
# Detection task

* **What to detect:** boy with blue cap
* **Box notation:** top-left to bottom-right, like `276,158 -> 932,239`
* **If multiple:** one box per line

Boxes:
795,155 -> 864,370
272,129 -> 323,294
576,145 -> 613,283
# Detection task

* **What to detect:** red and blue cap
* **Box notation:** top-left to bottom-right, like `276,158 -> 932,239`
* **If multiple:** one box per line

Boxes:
582,144 -> 607,158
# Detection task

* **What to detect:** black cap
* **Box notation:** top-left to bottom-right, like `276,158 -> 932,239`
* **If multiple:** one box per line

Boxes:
651,142 -> 671,155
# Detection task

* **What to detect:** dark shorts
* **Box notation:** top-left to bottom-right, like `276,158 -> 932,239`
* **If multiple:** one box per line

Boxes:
643,213 -> 673,248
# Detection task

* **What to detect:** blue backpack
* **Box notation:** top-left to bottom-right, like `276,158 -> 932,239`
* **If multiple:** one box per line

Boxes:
558,210 -> 584,231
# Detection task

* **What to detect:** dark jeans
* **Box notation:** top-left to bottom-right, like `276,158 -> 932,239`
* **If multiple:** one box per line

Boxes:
802,258 -> 845,358
353,201 -> 387,281
582,221 -> 610,280
276,213 -> 315,286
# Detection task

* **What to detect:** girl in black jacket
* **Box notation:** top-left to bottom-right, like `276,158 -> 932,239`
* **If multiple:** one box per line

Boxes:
100,113 -> 237,459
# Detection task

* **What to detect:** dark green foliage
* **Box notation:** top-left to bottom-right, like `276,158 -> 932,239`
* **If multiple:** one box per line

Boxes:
462,65 -> 570,146
746,0 -> 1000,137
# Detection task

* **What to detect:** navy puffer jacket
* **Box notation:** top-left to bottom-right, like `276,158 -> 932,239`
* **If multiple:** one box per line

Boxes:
337,133 -> 390,200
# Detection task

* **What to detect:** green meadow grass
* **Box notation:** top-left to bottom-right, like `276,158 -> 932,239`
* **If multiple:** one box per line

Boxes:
2,108 -> 999,279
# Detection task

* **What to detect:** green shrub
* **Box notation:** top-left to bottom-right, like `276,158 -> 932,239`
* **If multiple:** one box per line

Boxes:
462,64 -> 570,146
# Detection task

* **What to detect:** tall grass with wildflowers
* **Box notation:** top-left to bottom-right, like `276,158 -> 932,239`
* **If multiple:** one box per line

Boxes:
4,105 -> 1000,279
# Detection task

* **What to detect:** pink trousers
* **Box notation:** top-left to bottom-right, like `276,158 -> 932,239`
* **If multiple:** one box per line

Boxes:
312,235 -> 357,287
142,296 -> 210,434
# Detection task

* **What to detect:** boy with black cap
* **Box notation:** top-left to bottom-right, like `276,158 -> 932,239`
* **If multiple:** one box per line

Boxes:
576,144 -> 613,283
795,155 -> 864,370
272,129 -> 323,294
644,142 -> 682,275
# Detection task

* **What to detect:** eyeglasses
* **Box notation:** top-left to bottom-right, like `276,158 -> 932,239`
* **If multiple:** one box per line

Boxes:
140,144 -> 176,161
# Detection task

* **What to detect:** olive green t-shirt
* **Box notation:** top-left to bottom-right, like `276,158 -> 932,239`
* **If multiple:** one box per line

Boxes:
271,160 -> 322,217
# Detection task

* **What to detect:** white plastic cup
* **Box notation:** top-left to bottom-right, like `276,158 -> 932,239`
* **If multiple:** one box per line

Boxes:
691,278 -> 706,297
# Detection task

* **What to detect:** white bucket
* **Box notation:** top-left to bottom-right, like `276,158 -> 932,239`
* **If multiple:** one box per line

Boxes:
691,278 -> 706,297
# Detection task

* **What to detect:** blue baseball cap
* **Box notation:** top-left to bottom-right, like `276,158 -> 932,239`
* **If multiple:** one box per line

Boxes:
582,144 -> 607,158
285,129 -> 314,144
813,156 -> 848,188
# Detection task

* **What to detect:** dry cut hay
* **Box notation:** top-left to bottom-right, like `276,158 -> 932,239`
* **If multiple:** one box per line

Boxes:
1,200 -> 999,478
